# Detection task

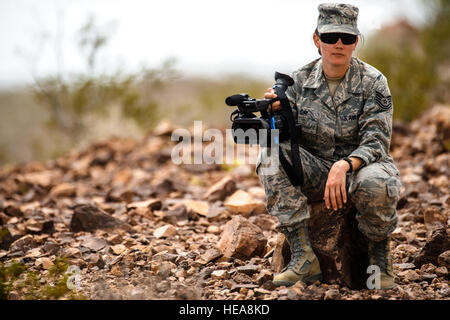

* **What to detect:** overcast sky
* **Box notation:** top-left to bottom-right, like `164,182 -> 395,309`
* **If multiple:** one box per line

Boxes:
0,0 -> 429,88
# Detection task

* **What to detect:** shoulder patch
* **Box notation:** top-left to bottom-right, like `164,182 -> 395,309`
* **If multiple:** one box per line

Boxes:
375,91 -> 392,111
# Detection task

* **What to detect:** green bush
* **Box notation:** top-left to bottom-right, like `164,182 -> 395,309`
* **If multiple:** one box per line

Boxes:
0,258 -> 86,300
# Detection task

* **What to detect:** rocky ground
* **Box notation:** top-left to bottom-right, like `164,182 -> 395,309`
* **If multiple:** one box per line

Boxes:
0,106 -> 449,300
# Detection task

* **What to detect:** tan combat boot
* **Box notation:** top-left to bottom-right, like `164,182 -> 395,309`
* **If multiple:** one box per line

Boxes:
273,222 -> 322,287
368,236 -> 395,289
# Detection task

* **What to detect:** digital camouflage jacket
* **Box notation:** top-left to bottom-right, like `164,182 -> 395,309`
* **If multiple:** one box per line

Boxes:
286,56 -> 399,176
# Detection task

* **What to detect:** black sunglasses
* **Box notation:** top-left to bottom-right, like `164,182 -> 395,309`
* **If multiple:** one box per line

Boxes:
319,33 -> 357,45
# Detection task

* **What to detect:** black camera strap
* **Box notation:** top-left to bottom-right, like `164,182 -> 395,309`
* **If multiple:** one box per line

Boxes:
278,98 -> 304,186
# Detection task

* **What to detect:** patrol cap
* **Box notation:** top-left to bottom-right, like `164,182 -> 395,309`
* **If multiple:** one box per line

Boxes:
317,3 -> 360,35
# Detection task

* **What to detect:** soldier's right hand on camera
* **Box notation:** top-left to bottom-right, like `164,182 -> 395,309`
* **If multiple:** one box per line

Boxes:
265,88 -> 281,111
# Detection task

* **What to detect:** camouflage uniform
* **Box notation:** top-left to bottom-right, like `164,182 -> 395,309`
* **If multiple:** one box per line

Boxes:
257,56 -> 402,241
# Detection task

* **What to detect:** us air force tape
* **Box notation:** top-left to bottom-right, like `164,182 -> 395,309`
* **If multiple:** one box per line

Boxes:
375,91 -> 392,111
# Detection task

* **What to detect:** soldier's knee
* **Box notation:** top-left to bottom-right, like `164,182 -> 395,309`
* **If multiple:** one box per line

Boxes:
351,172 -> 401,207
350,173 -> 400,241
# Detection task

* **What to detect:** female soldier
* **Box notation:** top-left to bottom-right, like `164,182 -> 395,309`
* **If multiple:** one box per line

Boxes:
257,3 -> 402,289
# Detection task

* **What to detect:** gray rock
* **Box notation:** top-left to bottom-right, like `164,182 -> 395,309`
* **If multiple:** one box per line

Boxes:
9,235 -> 37,253
202,248 -> 223,264
42,241 -> 60,255
229,282 -> 259,293
394,263 -> 416,270
236,265 -> 260,276
81,237 -> 108,252
70,204 -> 131,233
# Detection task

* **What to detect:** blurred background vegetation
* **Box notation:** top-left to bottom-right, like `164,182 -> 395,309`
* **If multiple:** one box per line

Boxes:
0,0 -> 448,166
360,0 -> 450,122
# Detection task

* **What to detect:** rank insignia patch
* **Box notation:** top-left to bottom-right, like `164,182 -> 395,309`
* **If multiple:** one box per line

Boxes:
375,91 -> 392,111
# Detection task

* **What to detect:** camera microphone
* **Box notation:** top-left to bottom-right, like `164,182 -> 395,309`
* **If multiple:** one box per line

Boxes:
225,94 -> 249,106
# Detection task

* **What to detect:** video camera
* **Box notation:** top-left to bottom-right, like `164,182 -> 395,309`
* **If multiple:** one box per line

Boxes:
225,71 -> 304,186
226,72 -> 295,146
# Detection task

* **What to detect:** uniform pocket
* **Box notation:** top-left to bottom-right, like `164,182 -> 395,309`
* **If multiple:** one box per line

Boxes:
386,176 -> 401,199
301,119 -> 318,135
298,116 -> 318,144
297,102 -> 320,152
380,162 -> 401,177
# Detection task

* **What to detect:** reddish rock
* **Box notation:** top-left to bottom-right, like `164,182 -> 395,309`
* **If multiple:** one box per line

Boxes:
324,289 -> 341,300
224,190 -> 266,217
201,248 -> 223,264
414,227 -> 450,267
438,250 -> 450,269
204,176 -> 236,202
255,270 -> 273,285
183,200 -> 209,217
153,225 -> 177,239
35,257 -> 54,269
271,233 -> 291,273
217,215 -> 266,260
398,269 -> 420,282
423,207 -> 447,230
127,199 -> 162,212
211,270 -> 228,280
49,183 -> 76,197
249,215 -> 276,231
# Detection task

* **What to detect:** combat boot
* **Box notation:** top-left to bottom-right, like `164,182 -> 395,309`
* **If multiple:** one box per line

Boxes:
368,236 -> 395,289
273,222 -> 322,287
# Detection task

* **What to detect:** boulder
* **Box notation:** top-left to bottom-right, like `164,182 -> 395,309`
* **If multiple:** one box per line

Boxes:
217,215 -> 266,260
274,201 -> 370,289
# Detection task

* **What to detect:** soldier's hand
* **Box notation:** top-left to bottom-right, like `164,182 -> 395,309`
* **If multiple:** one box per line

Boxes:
264,88 -> 281,111
324,161 -> 349,211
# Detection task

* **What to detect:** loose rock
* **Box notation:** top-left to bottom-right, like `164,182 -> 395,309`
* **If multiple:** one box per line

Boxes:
223,190 -> 266,217
153,225 -> 177,238
217,215 -> 266,260
70,204 -> 131,233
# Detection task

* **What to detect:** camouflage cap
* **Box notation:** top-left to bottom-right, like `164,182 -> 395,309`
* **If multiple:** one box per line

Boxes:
317,3 -> 359,35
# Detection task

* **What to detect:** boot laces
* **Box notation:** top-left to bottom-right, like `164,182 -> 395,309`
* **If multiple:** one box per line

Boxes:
285,229 -> 307,270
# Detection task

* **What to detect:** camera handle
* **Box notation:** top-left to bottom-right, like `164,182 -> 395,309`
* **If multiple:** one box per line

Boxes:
272,73 -> 304,186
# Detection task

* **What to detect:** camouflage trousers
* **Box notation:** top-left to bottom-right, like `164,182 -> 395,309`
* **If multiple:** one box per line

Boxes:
256,142 -> 401,241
